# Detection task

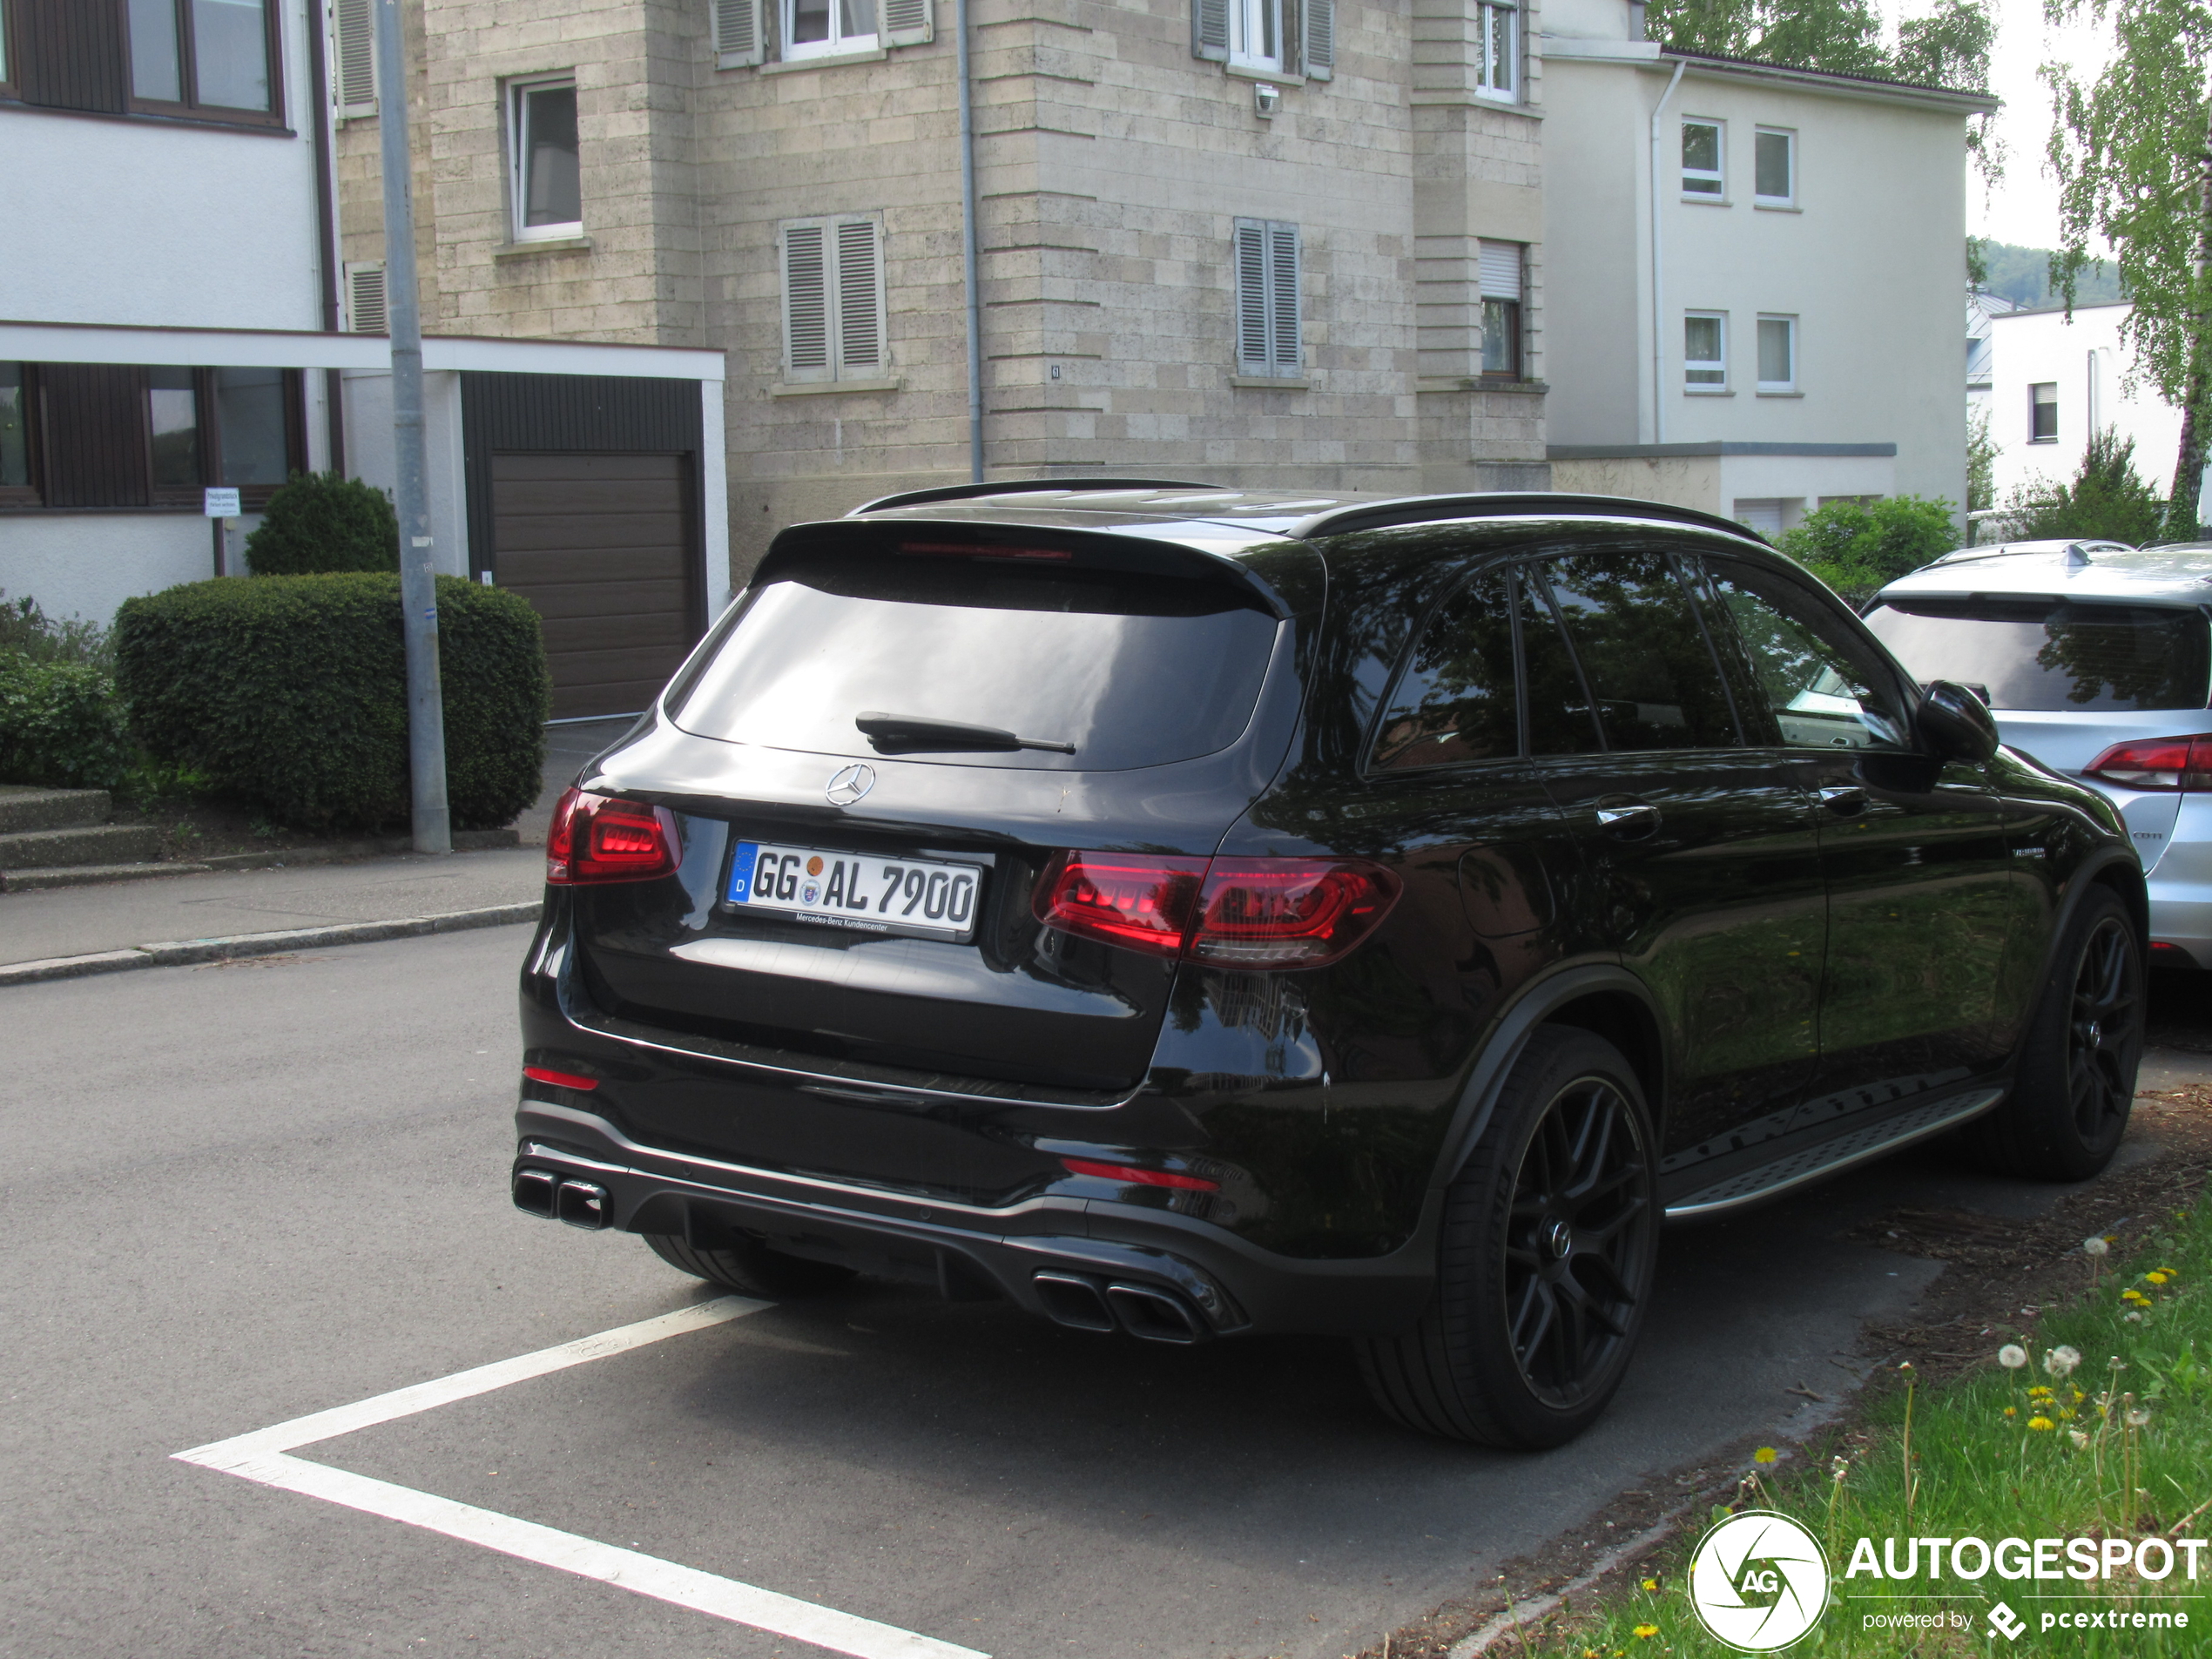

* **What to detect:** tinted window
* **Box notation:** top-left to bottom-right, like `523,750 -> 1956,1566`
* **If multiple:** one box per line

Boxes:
1372,569 -> 1517,771
1706,560 -> 1910,750
1864,598 -> 2212,712
670,550 -> 1281,771
1538,550 -> 1739,750
1521,570 -> 1602,755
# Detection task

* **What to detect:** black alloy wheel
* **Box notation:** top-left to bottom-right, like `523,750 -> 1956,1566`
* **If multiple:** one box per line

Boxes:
1505,1072 -> 1652,1409
1967,885 -> 2144,1181
1357,1027 -> 1658,1448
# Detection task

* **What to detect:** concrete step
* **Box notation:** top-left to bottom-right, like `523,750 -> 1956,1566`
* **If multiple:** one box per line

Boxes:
0,786 -> 114,835
0,822 -> 165,872
1,861 -> 210,893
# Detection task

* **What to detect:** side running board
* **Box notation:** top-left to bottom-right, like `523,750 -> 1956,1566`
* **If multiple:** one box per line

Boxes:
1663,1087 -> 2005,1220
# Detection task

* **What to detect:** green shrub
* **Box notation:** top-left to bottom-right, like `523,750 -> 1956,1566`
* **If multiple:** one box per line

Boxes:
1998,428 -> 2173,546
0,658 -> 134,790
242,471 -> 401,575
0,590 -> 116,671
114,574 -> 550,832
1771,494 -> 1959,605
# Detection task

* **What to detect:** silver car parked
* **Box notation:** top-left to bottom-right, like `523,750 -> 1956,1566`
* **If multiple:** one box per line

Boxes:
1865,539 -> 2210,969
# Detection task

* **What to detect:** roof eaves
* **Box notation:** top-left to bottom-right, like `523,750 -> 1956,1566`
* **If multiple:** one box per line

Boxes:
1661,49 -> 2000,114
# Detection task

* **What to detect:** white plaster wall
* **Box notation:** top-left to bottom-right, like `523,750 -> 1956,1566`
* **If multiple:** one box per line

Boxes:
1988,302 -> 2209,522
336,370 -> 470,577
0,516 -> 226,626
1718,452 -> 1895,505
0,0 -> 323,331
1545,43 -> 1973,514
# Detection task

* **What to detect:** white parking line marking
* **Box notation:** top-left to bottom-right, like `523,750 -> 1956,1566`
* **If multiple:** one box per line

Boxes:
174,1296 -> 990,1659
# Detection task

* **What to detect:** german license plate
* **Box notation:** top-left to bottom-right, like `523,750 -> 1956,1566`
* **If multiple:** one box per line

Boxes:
725,840 -> 985,940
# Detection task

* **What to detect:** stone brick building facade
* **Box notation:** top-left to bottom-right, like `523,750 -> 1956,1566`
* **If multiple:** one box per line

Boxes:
331,0 -> 1550,578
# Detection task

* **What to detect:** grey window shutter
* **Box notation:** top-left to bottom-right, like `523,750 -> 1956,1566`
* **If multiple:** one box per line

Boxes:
1478,239 -> 1523,301
344,261 -> 388,334
1193,0 -> 1229,62
1267,221 -> 1301,371
1234,219 -> 1271,373
714,0 -> 765,66
882,0 -> 933,46
332,0 -> 378,113
1301,0 -> 1333,78
784,223 -> 832,377
836,219 -> 886,373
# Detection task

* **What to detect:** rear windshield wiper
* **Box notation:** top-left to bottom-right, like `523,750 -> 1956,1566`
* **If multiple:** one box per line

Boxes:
856,711 -> 1076,755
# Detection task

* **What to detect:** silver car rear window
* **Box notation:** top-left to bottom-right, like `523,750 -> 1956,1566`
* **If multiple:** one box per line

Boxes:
1865,597 -> 2211,711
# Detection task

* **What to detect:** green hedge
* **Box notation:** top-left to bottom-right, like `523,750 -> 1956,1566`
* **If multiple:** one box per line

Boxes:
0,658 -> 134,790
114,574 -> 550,832
243,471 -> 401,575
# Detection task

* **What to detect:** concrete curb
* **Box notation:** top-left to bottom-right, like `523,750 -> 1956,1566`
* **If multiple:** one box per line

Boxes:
0,901 -> 544,988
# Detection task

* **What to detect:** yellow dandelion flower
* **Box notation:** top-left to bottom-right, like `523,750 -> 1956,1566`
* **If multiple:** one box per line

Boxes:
2004,1406 -> 2018,1417
1754,1447 -> 1777,1465
1634,1625 -> 1660,1640
2029,1416 -> 2055,1431
1642,1578 -> 1659,1592
2059,1408 -> 2076,1420
2147,1272 -> 2169,1285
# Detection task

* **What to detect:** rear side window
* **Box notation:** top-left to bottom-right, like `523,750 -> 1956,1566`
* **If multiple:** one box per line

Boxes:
1864,598 -> 2212,712
1536,550 -> 1740,750
1372,568 -> 1518,770
668,549 -> 1282,770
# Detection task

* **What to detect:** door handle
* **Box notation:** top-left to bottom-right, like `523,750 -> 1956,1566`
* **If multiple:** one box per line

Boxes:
1595,799 -> 1662,839
1820,785 -> 1869,817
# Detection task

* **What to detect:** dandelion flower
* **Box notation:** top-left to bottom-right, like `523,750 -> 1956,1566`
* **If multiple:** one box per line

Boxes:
2004,1406 -> 2018,1417
2147,1271 -> 2169,1285
2046,1346 -> 2082,1378
2126,1312 -> 2143,1323
1999,1344 -> 2029,1369
1754,1447 -> 1777,1465
2084,1236 -> 2110,1258
1642,1578 -> 1659,1592
2029,1416 -> 2055,1431
1634,1625 -> 1660,1640
2128,1408 -> 2151,1427
2069,1429 -> 2090,1449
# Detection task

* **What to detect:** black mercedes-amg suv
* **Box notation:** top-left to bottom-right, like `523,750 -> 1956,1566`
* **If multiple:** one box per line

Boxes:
511,484 -> 2146,1448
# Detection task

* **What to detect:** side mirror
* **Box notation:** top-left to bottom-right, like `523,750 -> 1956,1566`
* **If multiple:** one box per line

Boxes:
1918,679 -> 2000,764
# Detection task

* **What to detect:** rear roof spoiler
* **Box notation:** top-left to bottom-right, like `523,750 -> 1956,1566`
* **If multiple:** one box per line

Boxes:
1285,492 -> 1769,545
848,479 -> 1217,515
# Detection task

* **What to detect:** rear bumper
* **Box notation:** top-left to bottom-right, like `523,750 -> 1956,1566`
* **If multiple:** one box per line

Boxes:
2147,796 -> 2212,968
511,1098 -> 1435,1339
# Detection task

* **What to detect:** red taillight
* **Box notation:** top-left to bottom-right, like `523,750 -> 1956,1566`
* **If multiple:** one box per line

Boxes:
1060,1157 -> 1219,1191
1032,852 -> 1401,970
1190,857 -> 1402,968
523,1065 -> 599,1091
2081,734 -> 2212,792
1032,853 -> 1208,956
545,788 -> 682,884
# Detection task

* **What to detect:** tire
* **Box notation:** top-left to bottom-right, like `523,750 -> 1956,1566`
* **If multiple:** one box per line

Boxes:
643,1231 -> 858,1298
1357,1027 -> 1659,1449
1966,885 -> 2144,1181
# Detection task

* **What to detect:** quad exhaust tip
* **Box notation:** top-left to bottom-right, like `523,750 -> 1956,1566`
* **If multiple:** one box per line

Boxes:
1033,1271 -> 1207,1344
512,1168 -> 610,1231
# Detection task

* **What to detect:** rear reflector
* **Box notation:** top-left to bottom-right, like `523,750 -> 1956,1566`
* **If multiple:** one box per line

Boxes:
2150,942 -> 2199,968
1060,1157 -> 1219,1191
1034,852 -> 1401,970
2082,734 -> 2212,792
523,1065 -> 599,1091
546,787 -> 682,884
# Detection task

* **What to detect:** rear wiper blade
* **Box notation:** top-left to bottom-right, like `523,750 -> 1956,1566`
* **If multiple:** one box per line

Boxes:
855,711 -> 1076,755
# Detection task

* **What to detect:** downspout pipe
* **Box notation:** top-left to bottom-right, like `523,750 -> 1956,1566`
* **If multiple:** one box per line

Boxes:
306,1 -> 347,474
1649,57 -> 1686,444
957,0 -> 983,482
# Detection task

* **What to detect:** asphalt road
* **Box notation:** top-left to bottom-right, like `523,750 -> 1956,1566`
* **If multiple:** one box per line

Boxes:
2,931 -> 2202,1659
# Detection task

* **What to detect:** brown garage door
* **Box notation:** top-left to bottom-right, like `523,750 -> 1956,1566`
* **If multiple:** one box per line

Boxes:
490,452 -> 696,720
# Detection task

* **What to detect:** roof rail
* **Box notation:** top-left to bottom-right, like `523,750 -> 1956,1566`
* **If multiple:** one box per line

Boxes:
1286,492 -> 1768,545
848,478 -> 1220,516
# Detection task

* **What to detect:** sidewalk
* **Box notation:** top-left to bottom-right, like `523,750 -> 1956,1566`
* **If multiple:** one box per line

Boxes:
0,718 -> 633,979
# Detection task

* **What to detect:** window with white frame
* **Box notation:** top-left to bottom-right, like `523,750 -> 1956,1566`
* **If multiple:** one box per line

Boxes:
785,0 -> 878,57
781,215 -> 887,383
1229,0 -> 1283,71
1757,315 -> 1797,391
1754,127 -> 1795,206
1475,0 -> 1515,99
508,77 -> 581,241
1479,239 -> 1523,378
1682,118 -> 1723,198
1234,218 -> 1302,378
1684,312 -> 1727,388
2029,381 -> 2058,442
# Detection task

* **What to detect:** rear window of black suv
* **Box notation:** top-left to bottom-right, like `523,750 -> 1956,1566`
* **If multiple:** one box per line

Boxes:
669,545 -> 1283,770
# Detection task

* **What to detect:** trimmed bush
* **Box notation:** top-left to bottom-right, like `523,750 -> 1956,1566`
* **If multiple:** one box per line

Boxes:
0,658 -> 134,790
1772,494 -> 1959,606
243,471 -> 401,575
114,574 -> 550,832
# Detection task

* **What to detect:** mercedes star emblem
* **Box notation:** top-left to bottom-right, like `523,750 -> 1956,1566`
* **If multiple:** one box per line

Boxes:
826,763 -> 876,806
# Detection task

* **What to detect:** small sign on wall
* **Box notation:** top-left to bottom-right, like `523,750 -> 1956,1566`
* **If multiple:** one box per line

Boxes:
203,487 -> 241,518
